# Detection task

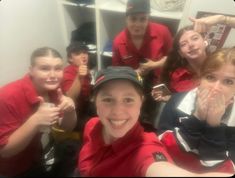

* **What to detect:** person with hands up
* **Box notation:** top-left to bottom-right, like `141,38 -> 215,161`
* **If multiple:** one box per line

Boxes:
62,42 -> 93,133
0,47 -> 77,177
158,47 -> 235,174
189,14 -> 235,33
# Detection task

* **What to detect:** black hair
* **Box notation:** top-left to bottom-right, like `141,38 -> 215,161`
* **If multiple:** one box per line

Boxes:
66,41 -> 89,59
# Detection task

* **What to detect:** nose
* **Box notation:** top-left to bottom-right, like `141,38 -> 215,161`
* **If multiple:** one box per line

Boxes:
49,70 -> 56,77
111,101 -> 126,116
212,81 -> 222,91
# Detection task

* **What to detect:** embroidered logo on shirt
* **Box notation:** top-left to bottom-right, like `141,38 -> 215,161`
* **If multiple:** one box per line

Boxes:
152,152 -> 167,162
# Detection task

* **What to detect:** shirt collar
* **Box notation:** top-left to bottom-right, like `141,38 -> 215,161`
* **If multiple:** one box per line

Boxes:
22,74 -> 40,105
177,88 -> 235,126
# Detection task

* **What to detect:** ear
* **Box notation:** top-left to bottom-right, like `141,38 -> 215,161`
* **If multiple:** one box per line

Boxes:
204,40 -> 208,47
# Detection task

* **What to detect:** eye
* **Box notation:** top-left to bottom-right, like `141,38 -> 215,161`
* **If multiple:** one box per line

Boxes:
40,66 -> 50,71
205,74 -> 216,82
102,98 -> 113,103
55,66 -> 63,71
123,97 -> 134,104
223,79 -> 234,86
192,35 -> 199,41
179,42 -> 186,48
140,17 -> 148,23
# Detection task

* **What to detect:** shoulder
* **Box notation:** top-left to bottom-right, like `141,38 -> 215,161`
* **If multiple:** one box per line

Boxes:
134,132 -> 173,176
0,76 -> 27,101
149,22 -> 171,34
84,117 -> 100,132
113,29 -> 127,45
64,64 -> 77,73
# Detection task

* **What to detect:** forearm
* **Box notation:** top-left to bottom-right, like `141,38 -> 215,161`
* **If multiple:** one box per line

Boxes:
152,56 -> 167,69
146,161 -> 232,177
0,115 -> 39,158
66,77 -> 81,101
224,15 -> 235,28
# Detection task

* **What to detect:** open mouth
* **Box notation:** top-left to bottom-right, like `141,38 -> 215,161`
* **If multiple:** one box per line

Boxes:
109,119 -> 128,129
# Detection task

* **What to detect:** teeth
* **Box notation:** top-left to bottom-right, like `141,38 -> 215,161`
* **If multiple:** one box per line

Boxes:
110,120 -> 127,126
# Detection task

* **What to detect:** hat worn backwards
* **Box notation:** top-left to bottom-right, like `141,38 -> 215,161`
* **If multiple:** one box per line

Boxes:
126,0 -> 150,16
94,66 -> 143,90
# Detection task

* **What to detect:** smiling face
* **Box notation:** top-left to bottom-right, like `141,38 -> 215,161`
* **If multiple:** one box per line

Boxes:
126,13 -> 149,38
178,30 -> 207,66
95,80 -> 143,144
29,55 -> 63,94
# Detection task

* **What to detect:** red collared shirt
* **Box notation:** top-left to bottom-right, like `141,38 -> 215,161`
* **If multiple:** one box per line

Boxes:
62,64 -> 92,117
0,75 -> 58,176
78,117 -> 172,177
170,67 -> 199,92
112,22 -> 172,84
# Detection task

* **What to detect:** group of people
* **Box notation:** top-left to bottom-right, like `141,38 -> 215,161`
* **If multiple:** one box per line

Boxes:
1,0 -> 235,177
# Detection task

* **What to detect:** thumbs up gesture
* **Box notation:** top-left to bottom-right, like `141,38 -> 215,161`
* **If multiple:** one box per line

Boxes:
57,88 -> 76,113
34,96 -> 61,128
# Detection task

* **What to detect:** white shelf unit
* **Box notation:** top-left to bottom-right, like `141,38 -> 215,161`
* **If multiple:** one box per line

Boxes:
58,0 -> 189,70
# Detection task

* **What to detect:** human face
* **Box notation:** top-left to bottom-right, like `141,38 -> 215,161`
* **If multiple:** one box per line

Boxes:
179,30 -> 207,65
29,56 -> 64,94
69,52 -> 89,66
199,63 -> 235,105
126,13 -> 149,37
95,80 -> 143,144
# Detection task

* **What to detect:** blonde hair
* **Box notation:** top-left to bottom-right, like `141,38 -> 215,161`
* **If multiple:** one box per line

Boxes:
200,47 -> 235,77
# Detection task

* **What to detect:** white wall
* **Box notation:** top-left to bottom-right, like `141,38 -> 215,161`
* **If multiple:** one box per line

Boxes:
0,0 -> 65,86
179,0 -> 235,47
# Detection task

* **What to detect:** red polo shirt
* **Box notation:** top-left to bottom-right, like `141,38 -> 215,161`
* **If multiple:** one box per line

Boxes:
0,75 -> 58,176
78,117 -> 172,177
112,22 -> 172,84
170,67 -> 199,92
62,64 -> 92,117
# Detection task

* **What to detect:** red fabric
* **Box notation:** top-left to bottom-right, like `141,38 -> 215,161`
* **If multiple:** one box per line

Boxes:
160,131 -> 235,174
170,67 -> 199,92
78,117 -> 173,177
112,22 -> 172,84
61,64 -> 92,116
0,75 -> 45,176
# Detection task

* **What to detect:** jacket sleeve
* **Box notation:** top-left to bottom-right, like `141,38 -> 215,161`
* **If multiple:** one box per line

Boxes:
199,124 -> 228,161
158,93 -> 184,134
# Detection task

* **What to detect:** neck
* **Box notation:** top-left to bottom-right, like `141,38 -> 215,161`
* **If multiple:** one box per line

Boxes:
188,54 -> 207,75
102,128 -> 117,145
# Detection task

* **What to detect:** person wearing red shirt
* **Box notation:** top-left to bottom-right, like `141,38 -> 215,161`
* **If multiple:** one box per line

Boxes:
152,25 -> 208,102
76,66 -> 231,177
112,0 -> 172,83
0,47 -> 77,177
62,42 -> 94,132
112,0 -> 173,125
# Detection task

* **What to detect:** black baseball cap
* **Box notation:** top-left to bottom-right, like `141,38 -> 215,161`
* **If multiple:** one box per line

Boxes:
66,41 -> 88,58
126,0 -> 150,16
94,66 -> 143,90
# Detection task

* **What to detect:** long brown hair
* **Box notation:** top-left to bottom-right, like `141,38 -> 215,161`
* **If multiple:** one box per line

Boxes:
160,26 -> 206,87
